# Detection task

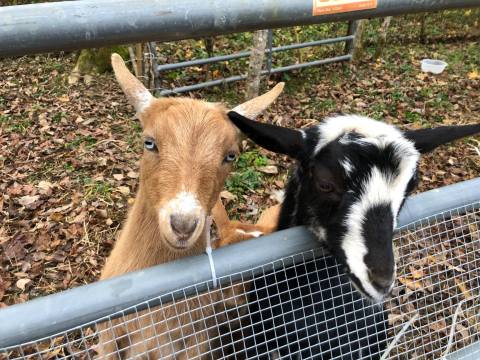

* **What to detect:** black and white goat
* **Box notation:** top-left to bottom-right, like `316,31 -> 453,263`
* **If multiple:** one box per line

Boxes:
227,112 -> 480,358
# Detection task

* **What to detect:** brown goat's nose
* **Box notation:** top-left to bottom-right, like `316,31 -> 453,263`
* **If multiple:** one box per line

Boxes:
170,214 -> 198,238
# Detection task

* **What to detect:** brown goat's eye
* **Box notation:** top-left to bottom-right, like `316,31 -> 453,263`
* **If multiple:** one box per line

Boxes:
223,152 -> 236,163
144,138 -> 157,152
317,181 -> 334,193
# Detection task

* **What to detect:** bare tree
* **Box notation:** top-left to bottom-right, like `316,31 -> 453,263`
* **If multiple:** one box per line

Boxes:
245,30 -> 269,100
375,16 -> 392,60
351,20 -> 366,62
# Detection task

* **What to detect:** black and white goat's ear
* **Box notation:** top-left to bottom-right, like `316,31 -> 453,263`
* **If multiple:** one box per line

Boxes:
404,124 -> 480,153
227,111 -> 305,159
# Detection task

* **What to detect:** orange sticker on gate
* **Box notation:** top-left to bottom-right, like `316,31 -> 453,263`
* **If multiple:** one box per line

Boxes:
313,0 -> 377,16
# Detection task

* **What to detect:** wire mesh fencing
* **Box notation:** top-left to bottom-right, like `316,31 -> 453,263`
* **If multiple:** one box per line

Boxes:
1,201 -> 479,359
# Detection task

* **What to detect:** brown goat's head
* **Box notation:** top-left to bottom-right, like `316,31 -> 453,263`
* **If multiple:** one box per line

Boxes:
111,54 -> 283,251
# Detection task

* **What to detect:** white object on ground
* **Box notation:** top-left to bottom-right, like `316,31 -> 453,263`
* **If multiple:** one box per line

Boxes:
421,59 -> 448,74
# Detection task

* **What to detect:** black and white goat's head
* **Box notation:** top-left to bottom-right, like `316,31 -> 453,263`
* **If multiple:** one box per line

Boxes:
228,111 -> 480,302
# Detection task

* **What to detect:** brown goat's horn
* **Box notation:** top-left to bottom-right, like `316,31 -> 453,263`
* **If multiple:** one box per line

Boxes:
232,82 -> 285,119
111,53 -> 154,114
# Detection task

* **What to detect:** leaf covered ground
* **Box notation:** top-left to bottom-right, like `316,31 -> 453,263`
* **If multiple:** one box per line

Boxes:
0,12 -> 479,308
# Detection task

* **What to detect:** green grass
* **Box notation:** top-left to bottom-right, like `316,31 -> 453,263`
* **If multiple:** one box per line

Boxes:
65,135 -> 97,150
226,150 -> 269,197
83,178 -> 113,201
0,114 -> 33,134
52,112 -> 66,124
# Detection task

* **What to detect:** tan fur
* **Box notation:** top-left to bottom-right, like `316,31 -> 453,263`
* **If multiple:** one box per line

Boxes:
96,54 -> 283,359
212,198 -> 280,247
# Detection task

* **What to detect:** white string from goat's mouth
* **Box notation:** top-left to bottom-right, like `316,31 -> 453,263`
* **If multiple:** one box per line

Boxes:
204,216 -> 218,288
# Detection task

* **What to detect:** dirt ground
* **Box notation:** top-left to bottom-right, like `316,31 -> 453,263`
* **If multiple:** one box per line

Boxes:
0,15 -> 479,308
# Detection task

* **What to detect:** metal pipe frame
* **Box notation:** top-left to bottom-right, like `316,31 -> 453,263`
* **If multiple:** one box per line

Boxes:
1,177 -> 479,348
1,0 -> 480,57
157,54 -> 352,96
156,36 -> 354,72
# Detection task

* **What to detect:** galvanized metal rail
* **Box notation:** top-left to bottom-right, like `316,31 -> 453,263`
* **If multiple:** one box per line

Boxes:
1,0 -> 480,57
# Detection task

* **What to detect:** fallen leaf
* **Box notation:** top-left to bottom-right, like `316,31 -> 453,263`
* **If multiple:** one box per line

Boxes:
37,181 -> 54,195
57,94 -> 70,102
416,72 -> 428,81
429,318 -> 447,335
0,228 -> 8,246
17,195 -> 40,208
16,278 -> 31,291
70,212 -> 87,224
467,70 -> 479,80
258,165 -> 278,174
41,203 -> 73,216
113,173 -> 124,181
127,171 -> 139,179
220,190 -> 237,203
117,186 -> 130,195
409,265 -> 424,279
455,278 -> 473,300
49,212 -> 64,222
398,276 -> 424,291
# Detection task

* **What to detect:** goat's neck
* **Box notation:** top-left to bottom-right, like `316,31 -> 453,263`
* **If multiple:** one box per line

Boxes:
278,166 -> 328,242
277,167 -> 304,231
101,188 -> 207,279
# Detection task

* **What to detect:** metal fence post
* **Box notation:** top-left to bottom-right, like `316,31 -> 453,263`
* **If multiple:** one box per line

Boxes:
266,29 -> 274,74
345,20 -> 359,55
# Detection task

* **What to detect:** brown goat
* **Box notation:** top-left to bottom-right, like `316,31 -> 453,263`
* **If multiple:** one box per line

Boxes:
95,54 -> 283,359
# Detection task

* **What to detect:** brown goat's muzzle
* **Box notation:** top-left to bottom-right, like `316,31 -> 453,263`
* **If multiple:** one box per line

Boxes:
158,191 -> 207,250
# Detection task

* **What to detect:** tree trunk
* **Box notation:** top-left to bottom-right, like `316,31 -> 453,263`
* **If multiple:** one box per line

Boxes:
135,43 -> 144,79
420,14 -> 428,44
374,16 -> 392,60
245,30 -> 269,100
68,46 -> 128,84
351,20 -> 366,62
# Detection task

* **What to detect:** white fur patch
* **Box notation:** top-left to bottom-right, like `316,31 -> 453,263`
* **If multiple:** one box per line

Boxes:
340,157 -> 355,176
309,225 -> 327,242
271,189 -> 285,204
235,229 -> 264,238
314,115 -> 404,154
135,90 -> 153,114
342,159 -> 418,301
160,191 -> 202,217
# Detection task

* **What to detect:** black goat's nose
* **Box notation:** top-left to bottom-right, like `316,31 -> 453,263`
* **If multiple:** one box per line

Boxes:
170,214 -> 198,238
369,270 -> 394,292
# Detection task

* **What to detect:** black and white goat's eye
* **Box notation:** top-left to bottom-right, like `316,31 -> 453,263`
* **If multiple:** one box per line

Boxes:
317,181 -> 334,193
224,152 -> 237,163
144,138 -> 157,151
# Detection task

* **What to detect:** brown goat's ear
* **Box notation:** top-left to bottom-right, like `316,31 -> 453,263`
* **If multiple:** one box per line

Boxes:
231,83 -> 284,118
228,111 -> 305,159
111,53 -> 153,115
404,124 -> 480,153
